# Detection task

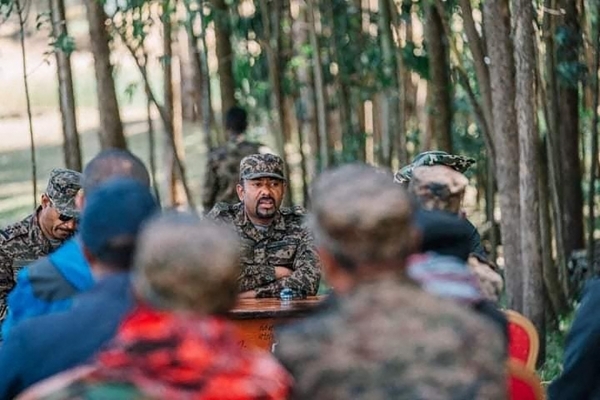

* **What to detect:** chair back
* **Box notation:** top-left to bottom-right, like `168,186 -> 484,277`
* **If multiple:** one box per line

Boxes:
505,310 -> 539,370
507,359 -> 545,400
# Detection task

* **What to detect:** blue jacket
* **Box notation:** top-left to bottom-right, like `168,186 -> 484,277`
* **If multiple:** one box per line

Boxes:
548,279 -> 600,400
2,237 -> 94,338
0,273 -> 133,399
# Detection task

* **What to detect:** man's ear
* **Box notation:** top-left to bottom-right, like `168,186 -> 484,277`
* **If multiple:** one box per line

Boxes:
317,247 -> 354,295
75,189 -> 85,211
236,183 -> 244,202
40,194 -> 51,208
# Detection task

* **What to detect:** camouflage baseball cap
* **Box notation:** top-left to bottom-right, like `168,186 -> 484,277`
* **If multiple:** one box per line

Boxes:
394,151 -> 475,185
45,168 -> 82,218
239,153 -> 286,181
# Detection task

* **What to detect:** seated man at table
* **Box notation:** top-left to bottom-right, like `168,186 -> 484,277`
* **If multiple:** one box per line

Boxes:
275,164 -> 506,399
207,153 -> 321,299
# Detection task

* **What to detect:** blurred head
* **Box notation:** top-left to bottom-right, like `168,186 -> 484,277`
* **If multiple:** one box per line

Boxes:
80,178 -> 158,273
408,165 -> 468,214
236,154 -> 286,225
414,208 -> 472,261
309,164 -> 419,292
39,168 -> 82,240
78,149 -> 150,210
132,212 -> 241,315
225,106 -> 248,137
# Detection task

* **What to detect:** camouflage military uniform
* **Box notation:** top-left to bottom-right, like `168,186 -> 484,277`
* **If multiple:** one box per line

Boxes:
0,168 -> 81,321
207,202 -> 321,298
275,277 -> 507,400
202,138 -> 264,211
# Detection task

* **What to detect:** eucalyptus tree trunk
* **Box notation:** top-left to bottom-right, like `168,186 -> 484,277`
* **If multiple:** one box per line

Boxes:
83,0 -> 127,149
424,1 -> 452,153
484,0 -> 522,311
49,0 -> 81,171
557,0 -> 584,257
513,0 -> 544,359
306,0 -> 329,170
161,0 -> 186,207
210,0 -> 235,129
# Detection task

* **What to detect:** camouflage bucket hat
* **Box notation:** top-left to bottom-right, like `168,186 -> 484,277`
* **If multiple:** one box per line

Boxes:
45,168 -> 82,218
239,153 -> 286,181
394,151 -> 475,185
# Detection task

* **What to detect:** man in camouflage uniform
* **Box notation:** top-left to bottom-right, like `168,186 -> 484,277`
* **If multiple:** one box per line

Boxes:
207,153 -> 321,299
0,168 -> 81,320
202,106 -> 267,211
395,151 -> 504,302
275,164 -> 507,400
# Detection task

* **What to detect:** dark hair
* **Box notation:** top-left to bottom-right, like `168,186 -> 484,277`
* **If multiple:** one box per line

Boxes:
83,149 -> 150,193
225,106 -> 248,136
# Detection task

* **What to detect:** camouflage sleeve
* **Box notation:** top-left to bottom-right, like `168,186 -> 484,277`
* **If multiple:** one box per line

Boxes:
0,253 -> 14,324
255,229 -> 321,298
202,156 -> 219,212
238,264 -> 277,293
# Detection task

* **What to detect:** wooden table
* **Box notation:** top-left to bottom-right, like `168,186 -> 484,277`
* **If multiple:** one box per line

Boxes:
228,296 -> 325,351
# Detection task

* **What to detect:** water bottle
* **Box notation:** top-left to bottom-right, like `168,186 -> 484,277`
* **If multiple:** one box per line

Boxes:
280,287 -> 294,302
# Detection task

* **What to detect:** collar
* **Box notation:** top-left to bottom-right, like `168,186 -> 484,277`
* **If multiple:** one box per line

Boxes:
232,203 -> 287,241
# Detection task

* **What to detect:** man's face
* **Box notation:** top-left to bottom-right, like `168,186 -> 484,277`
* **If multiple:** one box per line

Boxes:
237,178 -> 285,223
39,194 -> 78,240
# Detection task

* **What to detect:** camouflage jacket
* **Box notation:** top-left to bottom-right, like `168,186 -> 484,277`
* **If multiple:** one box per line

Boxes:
202,138 -> 264,211
207,202 -> 321,298
275,277 -> 507,400
0,211 -> 62,321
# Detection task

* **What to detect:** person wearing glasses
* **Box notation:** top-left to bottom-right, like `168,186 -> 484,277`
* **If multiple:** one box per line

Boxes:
0,168 -> 81,324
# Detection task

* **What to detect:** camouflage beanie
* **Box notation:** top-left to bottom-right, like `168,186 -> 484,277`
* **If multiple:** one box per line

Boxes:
394,151 -> 475,185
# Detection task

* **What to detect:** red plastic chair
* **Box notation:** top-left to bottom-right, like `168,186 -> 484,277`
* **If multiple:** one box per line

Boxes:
505,310 -> 540,370
507,359 -> 545,400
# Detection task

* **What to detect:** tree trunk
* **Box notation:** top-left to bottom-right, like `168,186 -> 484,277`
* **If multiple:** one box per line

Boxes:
49,0 -> 82,171
557,0 -> 584,257
306,0 -> 329,170
513,0 -> 545,359
484,0 -> 522,311
210,0 -> 236,127
424,1 -> 452,152
83,0 -> 127,149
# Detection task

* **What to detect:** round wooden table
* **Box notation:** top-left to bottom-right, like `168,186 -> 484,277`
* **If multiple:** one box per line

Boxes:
228,296 -> 325,351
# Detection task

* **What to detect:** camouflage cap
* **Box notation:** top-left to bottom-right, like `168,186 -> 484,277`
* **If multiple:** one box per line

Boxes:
409,165 -> 468,213
239,153 -> 286,181
45,168 -> 82,218
310,164 -> 415,265
394,151 -> 475,185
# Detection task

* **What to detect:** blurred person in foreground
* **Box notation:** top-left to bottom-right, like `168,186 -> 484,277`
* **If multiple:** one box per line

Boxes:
275,164 -> 507,400
0,178 -> 158,399
19,213 -> 292,400
208,153 -> 321,299
2,149 -> 151,338
0,168 -> 81,324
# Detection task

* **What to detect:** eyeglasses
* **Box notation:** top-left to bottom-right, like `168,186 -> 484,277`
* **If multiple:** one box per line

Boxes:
47,196 -> 78,223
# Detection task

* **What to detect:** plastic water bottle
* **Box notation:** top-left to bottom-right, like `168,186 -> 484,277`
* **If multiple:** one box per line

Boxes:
280,287 -> 293,302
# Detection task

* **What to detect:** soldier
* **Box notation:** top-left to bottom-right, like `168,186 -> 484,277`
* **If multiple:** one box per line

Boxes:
202,106 -> 268,211
207,153 -> 321,299
275,164 -> 507,400
0,168 -> 81,321
395,150 -> 504,302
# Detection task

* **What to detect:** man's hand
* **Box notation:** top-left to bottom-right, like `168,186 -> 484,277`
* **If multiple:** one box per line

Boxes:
238,290 -> 257,299
274,266 -> 292,280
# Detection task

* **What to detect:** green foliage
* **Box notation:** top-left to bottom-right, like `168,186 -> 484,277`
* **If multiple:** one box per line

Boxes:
539,311 -> 576,384
0,0 -> 13,19
555,26 -> 587,87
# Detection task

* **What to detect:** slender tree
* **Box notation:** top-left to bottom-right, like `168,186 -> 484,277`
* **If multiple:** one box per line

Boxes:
49,0 -> 81,171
